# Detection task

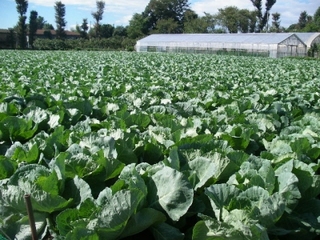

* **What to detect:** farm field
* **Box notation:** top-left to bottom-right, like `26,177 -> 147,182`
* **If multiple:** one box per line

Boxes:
1,50 -> 320,240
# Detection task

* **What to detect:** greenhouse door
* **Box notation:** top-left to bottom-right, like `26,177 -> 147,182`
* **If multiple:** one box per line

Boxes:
288,45 -> 297,57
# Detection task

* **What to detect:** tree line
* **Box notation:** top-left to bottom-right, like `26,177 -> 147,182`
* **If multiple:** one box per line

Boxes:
11,0 -> 320,50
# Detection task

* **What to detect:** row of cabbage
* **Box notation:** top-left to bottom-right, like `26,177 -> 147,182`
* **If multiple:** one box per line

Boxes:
0,50 -> 320,239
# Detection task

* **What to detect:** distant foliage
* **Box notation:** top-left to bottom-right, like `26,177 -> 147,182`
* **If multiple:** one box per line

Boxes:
33,37 -> 136,51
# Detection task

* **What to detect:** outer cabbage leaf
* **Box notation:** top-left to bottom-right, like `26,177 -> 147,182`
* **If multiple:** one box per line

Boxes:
0,212 -> 47,240
192,214 -> 268,240
205,184 -> 240,221
119,208 -> 166,238
1,164 -> 72,213
0,116 -> 38,142
147,165 -> 193,221
87,189 -> 145,239
0,156 -> 16,179
277,172 -> 301,213
151,222 -> 184,240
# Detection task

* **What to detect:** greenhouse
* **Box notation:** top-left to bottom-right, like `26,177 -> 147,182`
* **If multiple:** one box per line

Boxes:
295,32 -> 320,48
136,33 -> 308,58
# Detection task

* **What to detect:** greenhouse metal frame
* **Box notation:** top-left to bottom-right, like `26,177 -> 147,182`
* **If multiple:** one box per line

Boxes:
136,33 -> 308,58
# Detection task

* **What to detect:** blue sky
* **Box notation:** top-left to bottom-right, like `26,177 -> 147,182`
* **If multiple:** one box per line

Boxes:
0,0 -> 319,30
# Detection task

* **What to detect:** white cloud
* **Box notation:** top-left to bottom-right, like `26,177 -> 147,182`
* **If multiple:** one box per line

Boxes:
115,15 -> 133,25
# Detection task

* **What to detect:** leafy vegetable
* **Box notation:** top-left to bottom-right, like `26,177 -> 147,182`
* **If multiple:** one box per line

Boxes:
0,50 -> 320,239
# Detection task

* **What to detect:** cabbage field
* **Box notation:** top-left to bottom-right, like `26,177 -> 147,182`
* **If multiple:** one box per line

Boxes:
1,50 -> 320,240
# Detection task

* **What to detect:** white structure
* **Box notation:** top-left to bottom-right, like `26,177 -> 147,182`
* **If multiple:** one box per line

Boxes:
136,33 -> 308,58
295,32 -> 320,49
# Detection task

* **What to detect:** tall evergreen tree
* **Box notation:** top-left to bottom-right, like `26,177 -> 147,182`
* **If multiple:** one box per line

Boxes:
36,16 -> 46,29
79,18 -> 89,39
54,1 -> 66,39
270,12 -> 281,32
29,10 -> 38,48
298,11 -> 309,29
15,0 -> 28,49
92,1 -> 105,38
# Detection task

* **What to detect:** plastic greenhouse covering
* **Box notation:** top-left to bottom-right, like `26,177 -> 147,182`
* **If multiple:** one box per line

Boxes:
136,33 -> 310,58
295,32 -> 320,48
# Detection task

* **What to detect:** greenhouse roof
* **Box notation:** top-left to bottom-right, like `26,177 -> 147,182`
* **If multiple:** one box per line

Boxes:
138,33 -> 303,45
294,32 -> 320,47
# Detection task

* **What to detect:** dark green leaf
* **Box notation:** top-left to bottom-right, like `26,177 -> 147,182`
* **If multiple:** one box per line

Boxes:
151,222 -> 184,240
119,208 -> 166,238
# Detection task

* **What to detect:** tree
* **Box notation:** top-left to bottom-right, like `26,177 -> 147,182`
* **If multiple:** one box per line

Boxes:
153,18 -> 179,33
127,13 -> 148,39
313,6 -> 320,31
44,23 -> 55,30
29,10 -> 38,48
36,16 -> 54,30
213,7 -> 257,33
298,11 -> 309,29
16,0 -> 28,18
202,12 -> 222,33
36,16 -> 46,29
238,9 -> 257,33
92,1 -> 105,38
113,26 -> 127,37
184,9 -> 198,21
54,1 -> 66,39
215,6 -> 240,33
143,0 -> 190,33
308,43 -> 318,57
78,18 -> 89,39
270,12 -> 281,32
100,24 -> 114,38
237,9 -> 250,33
286,8 -> 319,32
183,10 -> 211,33
15,0 -> 28,49
250,0 -> 276,32
7,28 -> 16,49
287,11 -> 310,32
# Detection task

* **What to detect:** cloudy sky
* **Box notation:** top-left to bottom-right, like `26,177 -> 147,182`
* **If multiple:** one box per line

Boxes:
0,0 -> 319,30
